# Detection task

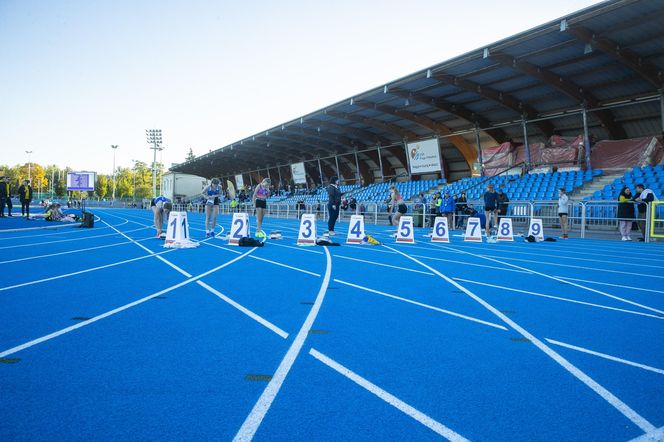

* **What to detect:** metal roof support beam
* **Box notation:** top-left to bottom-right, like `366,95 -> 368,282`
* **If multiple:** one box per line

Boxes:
582,108 -> 592,171
522,119 -> 532,171
660,90 -> 664,133
327,110 -> 418,140
354,101 -> 478,170
566,26 -> 663,89
402,140 -> 412,181
390,88 -> 507,144
312,120 -> 391,146
431,72 -> 555,137
490,52 -> 626,139
475,125 -> 484,177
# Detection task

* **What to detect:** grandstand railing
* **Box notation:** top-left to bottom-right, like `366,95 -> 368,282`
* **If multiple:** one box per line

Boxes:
166,199 -> 655,241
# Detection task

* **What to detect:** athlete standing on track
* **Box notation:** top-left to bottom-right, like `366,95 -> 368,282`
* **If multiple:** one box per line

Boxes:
389,185 -> 407,227
483,183 -> 499,235
201,178 -> 222,237
558,188 -> 569,239
253,178 -> 270,239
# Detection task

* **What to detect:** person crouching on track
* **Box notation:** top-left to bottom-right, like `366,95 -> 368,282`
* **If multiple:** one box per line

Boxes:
152,196 -> 172,238
201,178 -> 222,237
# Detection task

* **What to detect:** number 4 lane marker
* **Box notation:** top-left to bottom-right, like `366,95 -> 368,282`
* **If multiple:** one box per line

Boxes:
346,215 -> 365,244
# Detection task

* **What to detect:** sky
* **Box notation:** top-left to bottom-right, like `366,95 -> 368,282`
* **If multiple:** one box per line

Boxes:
0,0 -> 602,174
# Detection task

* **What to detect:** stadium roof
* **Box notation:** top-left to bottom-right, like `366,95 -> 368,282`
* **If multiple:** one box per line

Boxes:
172,0 -> 664,183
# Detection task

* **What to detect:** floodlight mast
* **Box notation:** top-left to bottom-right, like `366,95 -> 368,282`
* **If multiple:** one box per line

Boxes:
111,145 -> 118,201
145,129 -> 163,198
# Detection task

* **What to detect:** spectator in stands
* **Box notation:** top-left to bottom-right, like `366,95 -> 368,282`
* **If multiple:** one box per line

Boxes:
349,197 -> 357,213
483,184 -> 499,234
617,186 -> 634,241
252,178 -> 271,239
558,188 -> 570,239
455,192 -> 467,228
431,192 -> 441,227
18,179 -> 33,218
326,176 -> 341,235
201,178 -> 222,237
151,196 -> 172,238
414,193 -> 426,210
440,191 -> 455,230
633,183 -> 656,241
497,189 -> 509,217
389,185 -> 407,227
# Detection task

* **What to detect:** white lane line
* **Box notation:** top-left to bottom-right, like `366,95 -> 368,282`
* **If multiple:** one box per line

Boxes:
630,426 -> 664,441
0,249 -> 257,358
335,279 -> 507,331
0,222 -> 115,240
249,256 -> 320,277
0,237 -> 153,264
478,249 -> 664,269
202,241 -> 320,277
234,247 -> 332,442
267,242 -> 324,254
545,339 -> 664,376
410,254 -> 530,274
334,254 -> 434,276
480,254 -> 664,280
556,277 -> 664,295
384,244 -> 657,434
103,220 -> 192,277
196,281 -> 289,339
0,248 -> 179,293
453,278 -> 664,321
0,226 -> 149,250
433,244 -> 664,316
309,349 -> 469,442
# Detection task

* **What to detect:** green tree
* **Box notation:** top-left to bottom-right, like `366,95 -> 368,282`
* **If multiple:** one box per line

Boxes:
134,184 -> 152,199
186,148 -> 196,162
96,175 -> 109,199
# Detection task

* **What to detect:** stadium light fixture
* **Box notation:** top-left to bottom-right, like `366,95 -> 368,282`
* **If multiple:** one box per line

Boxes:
146,129 -> 163,198
25,150 -> 33,181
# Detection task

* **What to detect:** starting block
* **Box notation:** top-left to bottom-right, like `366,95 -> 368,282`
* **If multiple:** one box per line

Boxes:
164,211 -> 199,248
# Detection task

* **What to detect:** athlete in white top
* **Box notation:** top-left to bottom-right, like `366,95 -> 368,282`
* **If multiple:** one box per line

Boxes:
558,188 -> 569,239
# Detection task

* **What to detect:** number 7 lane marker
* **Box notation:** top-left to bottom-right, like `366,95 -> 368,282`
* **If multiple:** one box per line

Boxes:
384,244 -> 657,434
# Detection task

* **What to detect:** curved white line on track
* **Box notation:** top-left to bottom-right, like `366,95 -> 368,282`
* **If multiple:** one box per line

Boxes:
384,244 -> 656,434
234,247 -> 332,441
309,349 -> 469,441
0,248 -> 257,358
434,244 -> 664,315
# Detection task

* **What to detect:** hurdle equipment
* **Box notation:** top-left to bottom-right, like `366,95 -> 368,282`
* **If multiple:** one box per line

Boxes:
297,213 -> 317,245
395,216 -> 415,243
346,215 -> 365,244
497,218 -> 514,241
228,212 -> 250,246
431,217 -> 450,243
164,211 -> 199,248
464,217 -> 482,241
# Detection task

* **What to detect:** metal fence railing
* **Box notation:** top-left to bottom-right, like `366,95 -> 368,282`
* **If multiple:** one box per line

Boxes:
104,198 -> 657,242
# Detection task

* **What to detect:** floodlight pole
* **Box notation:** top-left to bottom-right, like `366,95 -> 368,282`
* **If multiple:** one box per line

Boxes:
111,145 -> 118,201
146,129 -> 163,198
25,150 -> 33,181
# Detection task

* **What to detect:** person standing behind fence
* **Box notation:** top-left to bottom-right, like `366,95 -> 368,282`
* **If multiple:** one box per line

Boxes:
455,192 -> 467,228
0,176 -> 10,217
497,189 -> 509,217
633,183 -> 656,241
617,186 -> 634,241
440,191 -> 455,230
201,178 -> 222,237
483,184 -> 499,234
326,176 -> 341,235
558,188 -> 570,239
252,178 -> 270,239
18,179 -> 33,218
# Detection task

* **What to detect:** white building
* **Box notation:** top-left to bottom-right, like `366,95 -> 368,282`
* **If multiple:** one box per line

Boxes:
161,172 -> 208,202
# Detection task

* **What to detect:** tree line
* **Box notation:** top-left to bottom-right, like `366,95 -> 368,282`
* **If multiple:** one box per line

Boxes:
0,161 -> 165,200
